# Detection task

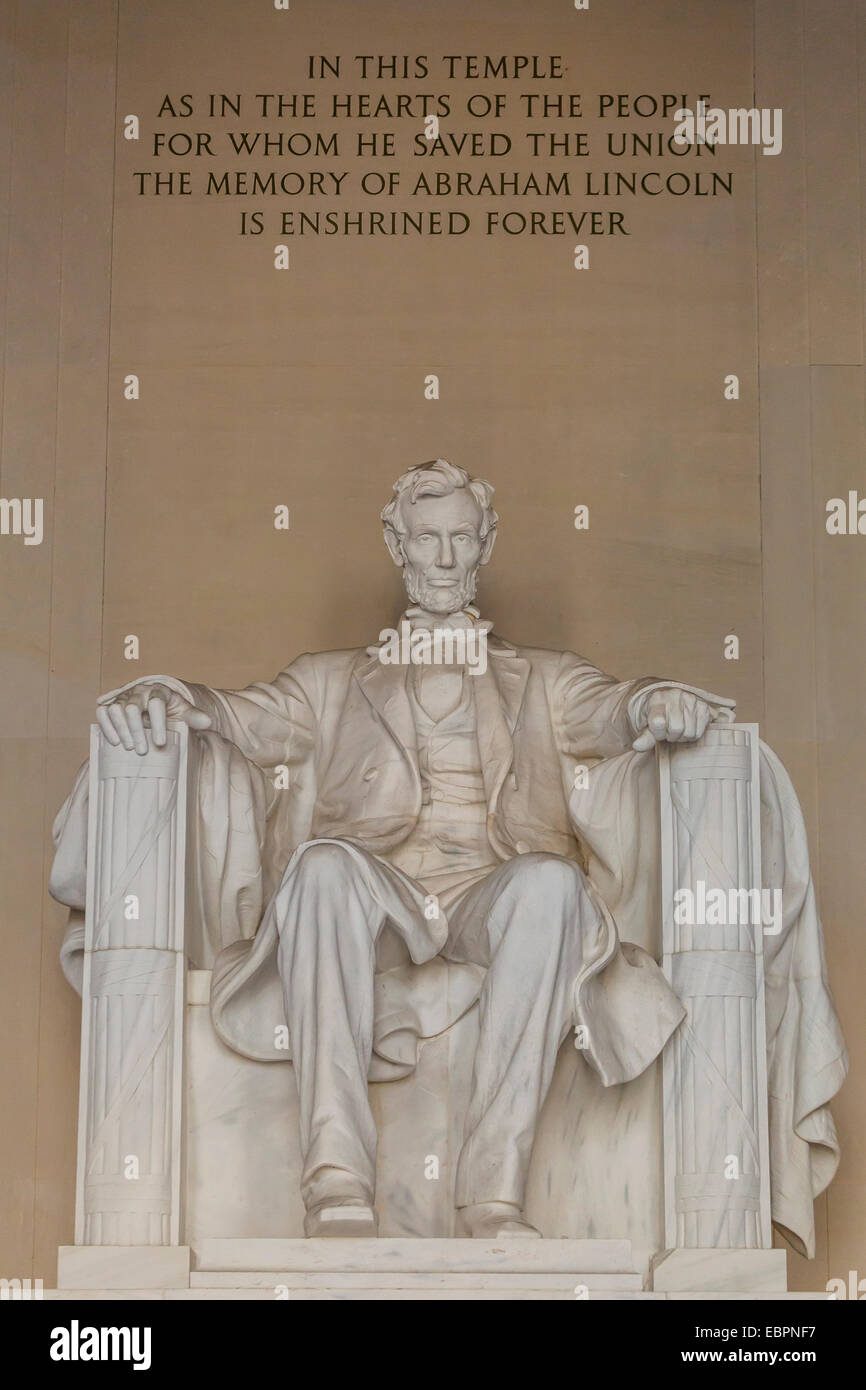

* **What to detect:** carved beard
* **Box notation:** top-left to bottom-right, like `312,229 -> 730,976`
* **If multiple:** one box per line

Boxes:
402,563 -> 480,614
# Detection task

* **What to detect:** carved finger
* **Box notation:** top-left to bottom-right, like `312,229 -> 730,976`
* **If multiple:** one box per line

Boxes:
663,690 -> 686,740
185,707 -> 213,731
646,694 -> 669,737
96,705 -> 121,745
107,701 -> 135,751
681,693 -> 698,740
631,729 -> 658,752
145,682 -> 172,709
695,703 -> 712,739
126,703 -> 149,756
147,694 -> 168,747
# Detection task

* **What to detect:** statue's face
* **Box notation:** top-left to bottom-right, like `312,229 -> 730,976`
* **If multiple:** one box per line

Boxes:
392,489 -> 490,615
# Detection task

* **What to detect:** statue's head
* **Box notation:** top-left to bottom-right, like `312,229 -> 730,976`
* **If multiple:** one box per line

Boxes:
381,460 -> 498,615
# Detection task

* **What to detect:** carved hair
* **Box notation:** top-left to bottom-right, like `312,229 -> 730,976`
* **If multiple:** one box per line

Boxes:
381,459 -> 498,543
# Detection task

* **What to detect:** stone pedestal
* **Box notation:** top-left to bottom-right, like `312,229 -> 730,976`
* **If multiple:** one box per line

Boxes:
192,1236 -> 643,1296
651,1247 -> 787,1294
48,1238 -> 814,1300
57,1245 -> 191,1291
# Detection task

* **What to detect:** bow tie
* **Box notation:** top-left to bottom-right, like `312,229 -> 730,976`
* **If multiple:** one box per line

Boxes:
403,605 -> 493,634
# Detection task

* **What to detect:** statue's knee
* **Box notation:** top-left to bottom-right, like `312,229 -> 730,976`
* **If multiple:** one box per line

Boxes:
277,842 -> 373,947
508,853 -> 585,907
290,840 -> 356,888
491,856 -> 591,951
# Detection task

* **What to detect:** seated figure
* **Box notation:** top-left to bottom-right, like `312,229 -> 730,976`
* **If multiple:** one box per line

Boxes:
51,459 -> 847,1253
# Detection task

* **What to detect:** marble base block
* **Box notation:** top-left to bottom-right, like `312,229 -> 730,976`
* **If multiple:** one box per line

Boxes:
43,1287 -> 828,1301
190,1237 -> 643,1296
192,1235 -> 638,1275
651,1247 -> 787,1293
57,1245 -> 191,1290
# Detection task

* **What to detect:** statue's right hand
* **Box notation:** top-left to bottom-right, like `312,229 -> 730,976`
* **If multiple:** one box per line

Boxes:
95,681 -> 212,755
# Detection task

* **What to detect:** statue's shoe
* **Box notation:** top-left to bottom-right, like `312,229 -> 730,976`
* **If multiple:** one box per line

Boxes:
303,1200 -> 379,1238
460,1201 -> 542,1238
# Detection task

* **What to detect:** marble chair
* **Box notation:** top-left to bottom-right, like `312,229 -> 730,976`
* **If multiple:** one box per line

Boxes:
55,720 -> 788,1298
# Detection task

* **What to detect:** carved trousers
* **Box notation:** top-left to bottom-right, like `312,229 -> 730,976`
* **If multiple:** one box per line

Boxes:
274,840 -> 610,1211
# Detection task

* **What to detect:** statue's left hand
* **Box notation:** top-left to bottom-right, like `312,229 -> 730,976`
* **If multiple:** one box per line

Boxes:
631,686 -> 727,752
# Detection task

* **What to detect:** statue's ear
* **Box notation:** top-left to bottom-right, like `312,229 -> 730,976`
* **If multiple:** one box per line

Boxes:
479,526 -> 497,565
383,526 -> 405,567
